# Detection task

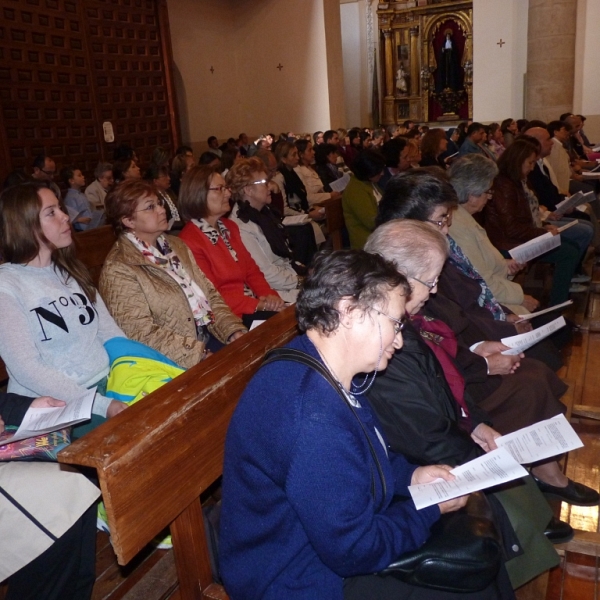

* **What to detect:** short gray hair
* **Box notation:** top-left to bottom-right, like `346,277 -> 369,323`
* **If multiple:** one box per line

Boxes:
448,154 -> 498,204
94,162 -> 113,180
364,219 -> 448,279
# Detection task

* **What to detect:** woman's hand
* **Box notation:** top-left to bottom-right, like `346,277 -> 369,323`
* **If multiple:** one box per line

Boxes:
505,314 -> 533,332
227,330 -> 246,343
471,340 -> 510,357
256,295 -> 285,312
470,423 -> 501,452
107,399 -> 127,419
308,208 -> 326,221
30,396 -> 67,409
412,465 -> 470,513
505,259 -> 524,276
544,224 -> 560,236
485,352 -> 523,375
521,295 -> 540,312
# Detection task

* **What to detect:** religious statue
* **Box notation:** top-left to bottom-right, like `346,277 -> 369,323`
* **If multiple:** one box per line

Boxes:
435,29 -> 460,93
395,62 -> 408,95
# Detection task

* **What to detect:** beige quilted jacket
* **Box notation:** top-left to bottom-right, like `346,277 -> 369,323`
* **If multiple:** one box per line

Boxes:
99,235 -> 246,369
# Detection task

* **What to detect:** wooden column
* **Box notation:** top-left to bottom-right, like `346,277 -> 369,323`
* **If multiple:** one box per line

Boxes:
409,27 -> 419,96
382,29 -> 395,124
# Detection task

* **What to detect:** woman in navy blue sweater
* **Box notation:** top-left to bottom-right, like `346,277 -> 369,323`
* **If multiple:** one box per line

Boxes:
219,250 -> 493,600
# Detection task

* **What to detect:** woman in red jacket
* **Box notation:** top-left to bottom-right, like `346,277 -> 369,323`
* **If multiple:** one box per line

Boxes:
179,166 -> 284,327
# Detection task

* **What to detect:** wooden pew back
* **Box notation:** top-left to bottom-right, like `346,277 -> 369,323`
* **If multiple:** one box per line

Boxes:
322,196 -> 345,250
73,225 -> 117,288
59,307 -> 299,599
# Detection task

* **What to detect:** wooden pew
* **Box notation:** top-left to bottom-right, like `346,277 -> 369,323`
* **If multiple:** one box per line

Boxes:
322,196 -> 345,250
73,225 -> 117,288
59,307 -> 299,600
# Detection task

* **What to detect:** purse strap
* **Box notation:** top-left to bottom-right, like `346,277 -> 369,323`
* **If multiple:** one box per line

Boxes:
262,347 -> 387,510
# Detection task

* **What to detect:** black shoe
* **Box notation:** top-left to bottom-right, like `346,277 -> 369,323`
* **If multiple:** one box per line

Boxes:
534,477 -> 600,506
544,517 -> 574,544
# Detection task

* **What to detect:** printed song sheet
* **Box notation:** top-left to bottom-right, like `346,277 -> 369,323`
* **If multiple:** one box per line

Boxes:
328,172 -> 351,193
283,214 -> 311,226
555,191 -> 596,216
500,316 -> 566,355
496,414 -> 583,464
408,448 -> 527,510
508,232 -> 560,263
7,388 -> 95,443
515,300 -> 572,323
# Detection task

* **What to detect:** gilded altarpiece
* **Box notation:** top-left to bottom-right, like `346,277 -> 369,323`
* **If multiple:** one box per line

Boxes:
377,0 -> 473,125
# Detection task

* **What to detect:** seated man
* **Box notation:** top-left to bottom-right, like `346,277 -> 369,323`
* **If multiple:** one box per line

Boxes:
61,167 -> 93,231
85,162 -> 113,210
31,153 -> 61,199
458,122 -> 487,157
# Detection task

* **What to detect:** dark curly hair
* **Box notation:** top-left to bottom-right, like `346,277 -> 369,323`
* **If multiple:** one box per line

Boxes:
296,249 -> 409,334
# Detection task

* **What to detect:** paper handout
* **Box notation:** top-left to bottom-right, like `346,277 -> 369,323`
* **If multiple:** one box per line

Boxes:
496,414 -> 583,464
408,448 -> 528,510
328,172 -> 351,193
514,300 -> 572,323
500,316 -> 566,355
508,232 -> 561,263
556,220 -> 579,233
282,215 -> 311,226
4,388 -> 95,444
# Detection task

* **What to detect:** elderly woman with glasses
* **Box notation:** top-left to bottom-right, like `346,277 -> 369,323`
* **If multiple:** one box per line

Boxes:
449,155 -> 539,315
178,166 -> 285,326
227,158 -> 304,303
99,179 -> 246,369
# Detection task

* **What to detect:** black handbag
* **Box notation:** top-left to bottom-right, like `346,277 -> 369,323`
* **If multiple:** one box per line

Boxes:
263,348 -> 503,594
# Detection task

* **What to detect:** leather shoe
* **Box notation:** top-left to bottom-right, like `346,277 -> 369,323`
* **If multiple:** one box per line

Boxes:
544,517 -> 574,544
534,477 -> 600,506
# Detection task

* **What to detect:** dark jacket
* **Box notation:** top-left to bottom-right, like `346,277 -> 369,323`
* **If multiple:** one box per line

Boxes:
368,321 -> 488,466
0,393 -> 34,427
528,163 -> 564,212
481,174 -> 546,251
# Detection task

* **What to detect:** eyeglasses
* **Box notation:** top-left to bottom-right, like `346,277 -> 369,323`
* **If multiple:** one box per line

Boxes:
208,185 -> 230,193
426,214 -> 450,228
371,307 -> 406,335
250,179 -> 268,187
482,189 -> 493,197
135,197 -> 164,213
410,275 -> 439,291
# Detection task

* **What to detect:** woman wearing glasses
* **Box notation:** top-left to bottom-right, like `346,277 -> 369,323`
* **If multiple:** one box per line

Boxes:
227,158 -> 303,303
178,166 -> 285,325
100,179 -> 246,369
448,155 -> 538,315
220,249 -> 491,600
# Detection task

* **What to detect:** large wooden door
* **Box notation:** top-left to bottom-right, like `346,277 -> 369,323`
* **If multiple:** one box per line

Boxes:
0,0 -> 179,182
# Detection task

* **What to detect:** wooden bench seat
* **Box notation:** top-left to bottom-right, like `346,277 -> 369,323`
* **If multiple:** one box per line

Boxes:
59,307 -> 299,600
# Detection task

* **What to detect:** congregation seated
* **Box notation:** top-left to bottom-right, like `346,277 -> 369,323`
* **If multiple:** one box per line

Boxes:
31,153 -> 62,199
313,142 -> 343,192
61,166 -> 94,231
458,122 -> 488,157
219,249 -> 513,600
144,164 -> 182,232
341,149 -> 386,249
227,158 -> 304,303
112,158 -> 141,185
177,166 -> 285,326
170,146 -> 195,196
293,139 -> 341,206
419,128 -> 448,168
487,123 -> 506,159
85,162 -> 113,210
448,154 -> 539,315
0,182 -> 127,431
378,137 -> 409,190
481,138 -> 580,305
199,151 -> 221,170
100,179 -> 246,369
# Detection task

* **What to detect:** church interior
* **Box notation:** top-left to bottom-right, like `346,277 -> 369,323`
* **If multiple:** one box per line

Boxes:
1,0 -> 600,599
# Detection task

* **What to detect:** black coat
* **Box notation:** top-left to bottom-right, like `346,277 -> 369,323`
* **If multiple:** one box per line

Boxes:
0,392 -> 34,427
367,321 -> 489,467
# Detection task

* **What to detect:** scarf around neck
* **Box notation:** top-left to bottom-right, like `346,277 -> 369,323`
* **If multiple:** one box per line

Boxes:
125,232 -> 214,329
447,236 -> 506,321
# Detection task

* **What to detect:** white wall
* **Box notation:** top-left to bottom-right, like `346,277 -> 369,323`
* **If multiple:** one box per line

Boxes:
574,0 -> 600,141
167,0 -> 342,149
472,0 -> 528,122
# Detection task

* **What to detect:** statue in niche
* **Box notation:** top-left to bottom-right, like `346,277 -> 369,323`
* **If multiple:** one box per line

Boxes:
435,29 -> 460,93
395,62 -> 408,95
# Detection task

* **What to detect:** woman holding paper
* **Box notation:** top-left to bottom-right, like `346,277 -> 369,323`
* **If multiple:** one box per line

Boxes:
0,393 -> 100,600
227,158 -> 304,303
448,155 -> 539,315
0,182 -> 128,428
220,250 -> 508,600
481,138 -> 580,305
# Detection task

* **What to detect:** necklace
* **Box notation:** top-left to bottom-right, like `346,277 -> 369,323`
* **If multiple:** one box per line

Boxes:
312,320 -> 383,397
